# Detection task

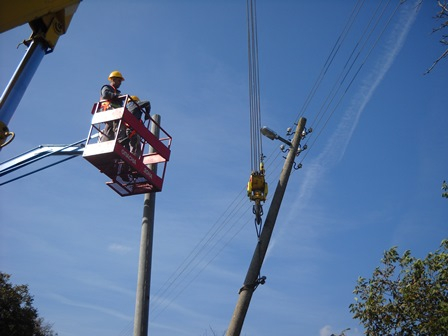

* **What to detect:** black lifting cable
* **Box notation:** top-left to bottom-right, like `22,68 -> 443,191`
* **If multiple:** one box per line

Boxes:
246,0 -> 267,235
247,0 -> 263,172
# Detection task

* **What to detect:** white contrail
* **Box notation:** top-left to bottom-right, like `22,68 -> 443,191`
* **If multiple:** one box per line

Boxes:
321,0 -> 420,164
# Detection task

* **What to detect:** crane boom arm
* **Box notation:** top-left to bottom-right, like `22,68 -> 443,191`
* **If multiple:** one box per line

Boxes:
0,139 -> 85,178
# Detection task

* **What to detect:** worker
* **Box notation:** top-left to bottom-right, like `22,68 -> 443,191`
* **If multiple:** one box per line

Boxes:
127,95 -> 151,120
101,70 -> 124,106
98,70 -> 134,182
125,95 -> 151,157
99,70 -> 126,142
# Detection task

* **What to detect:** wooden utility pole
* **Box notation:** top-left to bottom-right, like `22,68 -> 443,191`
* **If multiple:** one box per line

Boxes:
226,117 -> 307,336
133,114 -> 161,336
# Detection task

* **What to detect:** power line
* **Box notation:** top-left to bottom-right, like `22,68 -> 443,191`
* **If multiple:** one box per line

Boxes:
145,146 -> 281,323
292,0 -> 403,165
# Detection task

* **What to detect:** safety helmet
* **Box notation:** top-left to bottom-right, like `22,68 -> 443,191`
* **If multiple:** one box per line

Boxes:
108,70 -> 125,81
130,95 -> 140,102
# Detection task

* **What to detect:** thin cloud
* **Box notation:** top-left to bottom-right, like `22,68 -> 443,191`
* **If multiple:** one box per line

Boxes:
108,243 -> 132,255
48,293 -> 133,321
74,273 -> 135,297
320,325 -> 334,336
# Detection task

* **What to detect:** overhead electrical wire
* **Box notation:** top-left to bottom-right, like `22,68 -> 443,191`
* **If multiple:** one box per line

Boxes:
293,0 -> 402,165
149,193 -> 250,315
293,0 -> 367,125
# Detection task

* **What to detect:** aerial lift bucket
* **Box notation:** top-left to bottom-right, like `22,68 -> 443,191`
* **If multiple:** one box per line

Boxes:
83,96 -> 172,196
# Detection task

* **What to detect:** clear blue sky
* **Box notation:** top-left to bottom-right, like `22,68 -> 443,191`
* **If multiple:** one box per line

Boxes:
1,1 -> 447,335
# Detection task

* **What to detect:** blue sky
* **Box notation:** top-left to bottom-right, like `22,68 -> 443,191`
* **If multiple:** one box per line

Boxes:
1,1 -> 447,335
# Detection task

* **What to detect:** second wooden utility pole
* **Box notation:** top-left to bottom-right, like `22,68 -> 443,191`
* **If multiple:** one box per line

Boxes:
133,114 -> 161,336
226,117 -> 307,336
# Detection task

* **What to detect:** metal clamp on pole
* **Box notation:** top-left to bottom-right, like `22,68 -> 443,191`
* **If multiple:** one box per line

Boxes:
238,276 -> 267,294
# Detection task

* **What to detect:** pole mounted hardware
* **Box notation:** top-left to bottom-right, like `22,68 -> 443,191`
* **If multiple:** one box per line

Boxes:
238,276 -> 267,294
262,124 -> 312,170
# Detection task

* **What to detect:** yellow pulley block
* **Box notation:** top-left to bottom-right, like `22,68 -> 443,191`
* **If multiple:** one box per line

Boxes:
247,171 -> 268,202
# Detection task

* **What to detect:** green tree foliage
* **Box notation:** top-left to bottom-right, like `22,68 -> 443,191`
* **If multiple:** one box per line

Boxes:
350,240 -> 448,335
0,272 -> 58,336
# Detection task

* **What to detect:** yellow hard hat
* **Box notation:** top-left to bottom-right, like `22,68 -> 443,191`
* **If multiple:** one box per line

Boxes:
130,95 -> 140,102
108,70 -> 125,81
